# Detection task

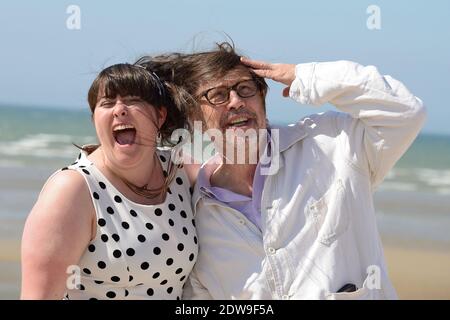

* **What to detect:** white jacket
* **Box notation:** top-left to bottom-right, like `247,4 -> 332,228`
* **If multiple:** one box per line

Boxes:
183,60 -> 426,300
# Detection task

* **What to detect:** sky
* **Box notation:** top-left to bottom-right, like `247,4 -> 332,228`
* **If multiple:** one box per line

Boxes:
0,1 -> 449,134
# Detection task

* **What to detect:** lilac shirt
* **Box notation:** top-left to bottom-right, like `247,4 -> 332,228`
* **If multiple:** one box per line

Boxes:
197,131 -> 272,230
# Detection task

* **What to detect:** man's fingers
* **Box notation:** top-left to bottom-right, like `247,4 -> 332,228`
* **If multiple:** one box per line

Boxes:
240,57 -> 273,70
251,68 -> 275,80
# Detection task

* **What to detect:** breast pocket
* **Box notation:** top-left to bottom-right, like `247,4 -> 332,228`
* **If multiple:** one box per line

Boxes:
308,179 -> 350,246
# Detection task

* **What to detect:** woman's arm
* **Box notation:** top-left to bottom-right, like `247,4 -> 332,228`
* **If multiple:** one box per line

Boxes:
21,170 -> 95,299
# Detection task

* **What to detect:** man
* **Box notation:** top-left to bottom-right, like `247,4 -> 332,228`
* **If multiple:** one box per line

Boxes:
138,43 -> 426,299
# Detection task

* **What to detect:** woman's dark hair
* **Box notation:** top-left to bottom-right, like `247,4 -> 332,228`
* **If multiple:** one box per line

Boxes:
135,42 -> 268,129
87,63 -> 189,146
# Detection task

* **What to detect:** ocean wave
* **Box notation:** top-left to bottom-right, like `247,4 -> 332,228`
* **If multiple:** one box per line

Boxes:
379,181 -> 418,192
415,168 -> 450,187
436,188 -> 450,195
387,168 -> 450,189
0,134 -> 95,159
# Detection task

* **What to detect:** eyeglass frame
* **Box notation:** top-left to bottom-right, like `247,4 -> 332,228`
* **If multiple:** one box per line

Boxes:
197,77 -> 262,106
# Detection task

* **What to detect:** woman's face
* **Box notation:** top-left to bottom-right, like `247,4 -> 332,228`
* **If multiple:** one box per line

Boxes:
93,93 -> 167,170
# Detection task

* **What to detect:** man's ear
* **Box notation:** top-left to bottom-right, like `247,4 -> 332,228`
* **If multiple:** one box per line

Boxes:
158,106 -> 168,129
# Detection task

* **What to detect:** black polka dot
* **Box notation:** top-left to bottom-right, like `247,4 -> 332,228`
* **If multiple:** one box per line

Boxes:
114,195 -> 122,203
97,261 -> 106,269
79,284 -> 85,291
106,291 -> 116,299
152,272 -> 160,279
162,233 -> 170,241
129,275 -> 133,282
154,208 -> 162,216
111,276 -> 120,282
180,275 -> 186,282
88,244 -> 95,252
98,219 -> 106,227
167,187 -> 172,194
107,207 -> 114,214
166,258 -> 174,266
137,235 -> 146,242
126,266 -> 130,272
130,210 -> 137,217
93,192 -> 99,200
121,222 -> 129,229
168,204 -> 176,211
147,288 -> 154,296
146,222 -> 154,230
112,233 -> 120,242
163,170 -> 168,177
189,187 -> 194,195
176,296 -> 180,300
77,153 -> 81,160
189,253 -> 195,261
160,279 -> 168,285
141,262 -> 149,270
180,210 -> 187,218
178,194 -> 184,202
79,165 -> 86,168
182,227 -> 188,235
125,289 -> 129,297
113,250 -> 122,258
168,219 -> 174,226
82,169 -> 90,175
89,297 -> 98,300
159,155 -> 166,162
101,234 -> 108,242
177,243 -> 184,251
194,236 -> 198,244
192,219 -> 196,227
176,177 -> 183,185
175,268 -> 183,274
99,182 -> 106,189
167,287 -> 173,294
126,248 -> 135,256
95,280 -> 104,284
61,167 -> 68,171
153,247 -> 161,255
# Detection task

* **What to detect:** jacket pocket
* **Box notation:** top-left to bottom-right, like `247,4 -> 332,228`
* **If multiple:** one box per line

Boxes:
308,178 -> 350,246
325,274 -> 374,300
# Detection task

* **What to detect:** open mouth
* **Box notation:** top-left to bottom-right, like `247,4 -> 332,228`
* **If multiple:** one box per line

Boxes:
113,124 -> 137,145
226,116 -> 254,129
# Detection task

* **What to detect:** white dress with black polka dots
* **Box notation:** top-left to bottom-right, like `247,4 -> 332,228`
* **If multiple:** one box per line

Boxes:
62,149 -> 198,300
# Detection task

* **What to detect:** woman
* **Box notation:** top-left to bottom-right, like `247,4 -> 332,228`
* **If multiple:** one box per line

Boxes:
21,63 -> 198,300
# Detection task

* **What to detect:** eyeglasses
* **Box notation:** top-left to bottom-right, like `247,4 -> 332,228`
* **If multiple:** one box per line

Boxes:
199,79 -> 260,106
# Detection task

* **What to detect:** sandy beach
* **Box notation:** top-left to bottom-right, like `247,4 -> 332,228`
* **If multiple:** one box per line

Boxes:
383,240 -> 450,299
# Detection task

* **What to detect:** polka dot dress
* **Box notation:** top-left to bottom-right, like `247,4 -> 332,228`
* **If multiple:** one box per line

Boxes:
63,149 -> 198,300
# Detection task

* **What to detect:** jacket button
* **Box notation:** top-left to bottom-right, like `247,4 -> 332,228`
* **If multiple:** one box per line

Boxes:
282,294 -> 290,300
239,219 -> 245,225
267,247 -> 276,255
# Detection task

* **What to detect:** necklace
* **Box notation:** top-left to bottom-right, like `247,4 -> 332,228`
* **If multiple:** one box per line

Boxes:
109,153 -> 174,200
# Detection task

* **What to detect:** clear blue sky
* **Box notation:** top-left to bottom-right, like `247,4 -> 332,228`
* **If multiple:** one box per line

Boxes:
1,1 -> 449,134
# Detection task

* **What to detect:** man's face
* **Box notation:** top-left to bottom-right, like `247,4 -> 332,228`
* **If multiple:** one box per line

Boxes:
196,66 -> 267,135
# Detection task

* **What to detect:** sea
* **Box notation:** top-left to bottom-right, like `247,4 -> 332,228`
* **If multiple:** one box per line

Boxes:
1,104 -> 450,298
